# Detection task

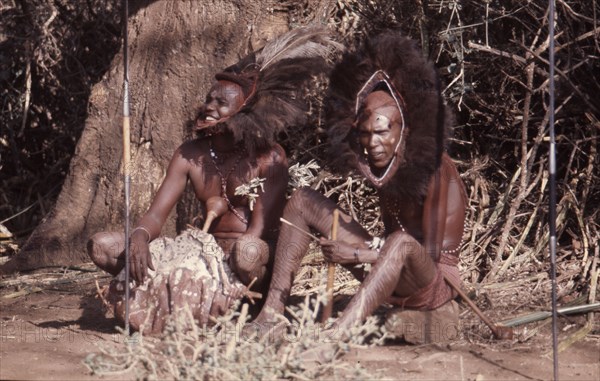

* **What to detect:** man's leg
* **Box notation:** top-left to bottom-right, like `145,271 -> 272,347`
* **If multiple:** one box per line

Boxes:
87,232 -> 126,276
335,230 -> 437,330
254,187 -> 371,323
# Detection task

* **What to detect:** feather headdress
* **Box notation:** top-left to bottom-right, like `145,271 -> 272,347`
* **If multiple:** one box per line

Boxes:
196,26 -> 342,154
325,31 -> 454,200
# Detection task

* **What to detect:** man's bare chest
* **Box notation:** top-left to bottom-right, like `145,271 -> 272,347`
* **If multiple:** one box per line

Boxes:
187,155 -> 260,203
380,195 -> 424,236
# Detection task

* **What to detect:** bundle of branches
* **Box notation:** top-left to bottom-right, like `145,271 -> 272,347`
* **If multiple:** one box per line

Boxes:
427,1 -> 598,287
85,298 -> 384,380
0,0 -> 121,238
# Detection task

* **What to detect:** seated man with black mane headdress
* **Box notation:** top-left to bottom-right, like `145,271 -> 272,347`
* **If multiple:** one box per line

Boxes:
253,31 -> 467,344
87,27 -> 341,334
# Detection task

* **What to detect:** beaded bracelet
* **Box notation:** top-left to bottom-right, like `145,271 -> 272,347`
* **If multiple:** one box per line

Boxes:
131,226 -> 151,243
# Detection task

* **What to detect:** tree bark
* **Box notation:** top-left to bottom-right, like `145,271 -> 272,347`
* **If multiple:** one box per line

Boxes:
1,0 -> 292,272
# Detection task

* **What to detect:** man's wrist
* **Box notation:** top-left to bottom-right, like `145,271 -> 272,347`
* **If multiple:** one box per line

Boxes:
131,226 -> 151,243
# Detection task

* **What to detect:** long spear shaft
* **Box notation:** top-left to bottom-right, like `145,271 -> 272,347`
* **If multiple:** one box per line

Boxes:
548,0 -> 559,379
122,0 -> 131,335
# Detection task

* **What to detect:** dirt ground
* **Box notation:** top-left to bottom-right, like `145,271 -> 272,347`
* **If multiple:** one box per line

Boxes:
1,266 -> 598,381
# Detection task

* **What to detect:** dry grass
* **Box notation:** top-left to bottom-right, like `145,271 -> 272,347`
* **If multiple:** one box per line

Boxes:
84,294 -> 385,380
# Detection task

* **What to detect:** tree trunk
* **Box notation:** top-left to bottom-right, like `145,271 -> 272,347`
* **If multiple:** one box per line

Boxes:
1,0 -> 293,272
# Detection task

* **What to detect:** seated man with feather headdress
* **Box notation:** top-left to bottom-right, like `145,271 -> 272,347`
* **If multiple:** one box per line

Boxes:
253,31 -> 467,344
87,27 -> 341,334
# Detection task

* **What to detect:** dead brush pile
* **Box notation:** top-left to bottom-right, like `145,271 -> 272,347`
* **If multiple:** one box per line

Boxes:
0,0 -> 122,238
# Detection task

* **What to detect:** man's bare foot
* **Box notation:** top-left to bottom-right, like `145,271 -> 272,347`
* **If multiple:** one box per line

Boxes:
242,313 -> 289,344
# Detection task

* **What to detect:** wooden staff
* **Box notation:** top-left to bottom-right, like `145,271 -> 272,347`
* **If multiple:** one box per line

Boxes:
321,209 -> 339,322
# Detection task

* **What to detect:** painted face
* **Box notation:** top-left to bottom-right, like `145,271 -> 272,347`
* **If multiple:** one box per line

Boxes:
357,91 -> 403,169
198,80 -> 245,126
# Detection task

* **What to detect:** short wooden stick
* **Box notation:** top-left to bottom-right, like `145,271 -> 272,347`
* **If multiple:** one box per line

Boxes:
280,217 -> 320,241
202,211 -> 217,233
322,209 -> 339,322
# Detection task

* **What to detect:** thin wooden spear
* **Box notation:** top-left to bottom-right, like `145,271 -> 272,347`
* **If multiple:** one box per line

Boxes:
122,0 -> 131,335
547,0 -> 559,378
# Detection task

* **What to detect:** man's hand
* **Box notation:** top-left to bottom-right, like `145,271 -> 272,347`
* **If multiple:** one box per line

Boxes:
320,238 -> 359,264
129,237 -> 155,285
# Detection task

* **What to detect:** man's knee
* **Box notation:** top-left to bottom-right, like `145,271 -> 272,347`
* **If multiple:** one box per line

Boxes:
232,235 -> 269,279
87,234 -> 104,263
285,187 -> 319,213
386,231 -> 436,275
87,232 -> 124,265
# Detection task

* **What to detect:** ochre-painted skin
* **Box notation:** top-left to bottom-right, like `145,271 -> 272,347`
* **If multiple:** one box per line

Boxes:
88,80 -> 288,292
254,91 -> 467,331
357,91 -> 403,169
196,80 -> 246,129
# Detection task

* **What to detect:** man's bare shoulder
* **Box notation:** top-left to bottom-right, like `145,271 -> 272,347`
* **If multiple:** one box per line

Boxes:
256,144 -> 288,180
257,144 -> 287,165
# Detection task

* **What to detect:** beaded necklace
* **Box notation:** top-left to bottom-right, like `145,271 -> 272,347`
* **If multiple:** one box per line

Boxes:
382,196 -> 406,233
209,141 -> 248,225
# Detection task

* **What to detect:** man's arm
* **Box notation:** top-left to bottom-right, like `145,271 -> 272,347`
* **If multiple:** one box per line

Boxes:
130,144 -> 190,283
320,239 -> 379,264
244,144 -> 288,238
422,154 -> 453,262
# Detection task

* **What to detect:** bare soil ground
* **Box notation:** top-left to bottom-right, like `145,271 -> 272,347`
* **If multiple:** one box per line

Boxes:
1,266 -> 598,381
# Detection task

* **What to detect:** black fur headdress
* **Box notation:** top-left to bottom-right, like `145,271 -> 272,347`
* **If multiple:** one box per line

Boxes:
197,26 -> 342,154
326,31 -> 453,200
